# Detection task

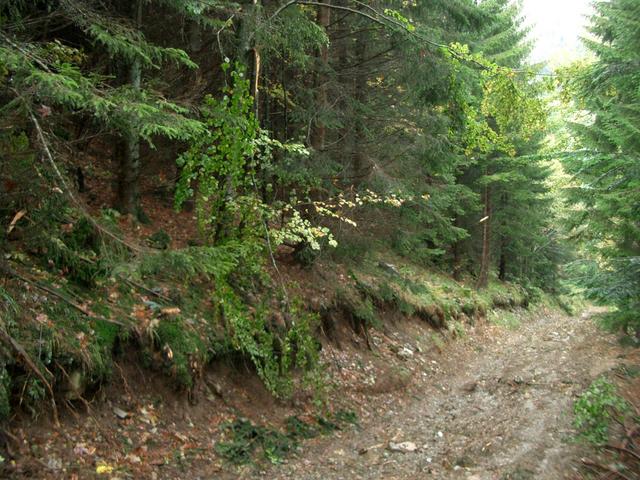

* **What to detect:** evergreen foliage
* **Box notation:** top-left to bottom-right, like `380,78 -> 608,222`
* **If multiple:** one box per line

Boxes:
1,0 -> 621,419
562,0 -> 640,336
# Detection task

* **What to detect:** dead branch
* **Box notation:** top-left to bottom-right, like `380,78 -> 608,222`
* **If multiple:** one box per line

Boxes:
122,277 -> 172,303
581,459 -> 635,480
0,328 -> 59,427
29,111 -> 146,254
0,262 -> 127,327
606,444 -> 640,463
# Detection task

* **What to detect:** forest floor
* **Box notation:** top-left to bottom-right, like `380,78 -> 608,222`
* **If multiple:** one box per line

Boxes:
4,306 -> 635,480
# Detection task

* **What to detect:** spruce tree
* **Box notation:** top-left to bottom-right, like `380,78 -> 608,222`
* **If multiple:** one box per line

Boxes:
0,0 -> 213,215
564,0 -> 640,335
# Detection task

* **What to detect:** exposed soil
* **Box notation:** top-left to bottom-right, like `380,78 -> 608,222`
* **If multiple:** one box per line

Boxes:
259,308 -> 629,480
3,307 -> 633,480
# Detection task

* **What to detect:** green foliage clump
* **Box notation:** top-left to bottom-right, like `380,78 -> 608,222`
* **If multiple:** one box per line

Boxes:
573,377 -> 628,445
335,288 -> 380,332
215,418 -> 295,465
146,230 -> 171,250
38,218 -> 112,286
176,62 -> 259,238
42,301 -> 118,383
86,319 -> 120,381
138,243 -> 256,283
216,410 -> 358,465
136,242 -> 322,397
154,317 -> 206,388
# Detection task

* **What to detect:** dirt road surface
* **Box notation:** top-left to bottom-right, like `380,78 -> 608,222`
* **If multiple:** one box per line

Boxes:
260,310 -> 623,480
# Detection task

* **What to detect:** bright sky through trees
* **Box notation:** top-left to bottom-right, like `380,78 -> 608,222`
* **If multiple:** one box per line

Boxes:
521,0 -> 593,63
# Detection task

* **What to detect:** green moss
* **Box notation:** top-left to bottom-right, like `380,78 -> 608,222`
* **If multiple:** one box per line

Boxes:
88,319 -> 120,379
38,301 -> 120,383
336,288 -> 379,330
155,317 -> 206,388
461,301 -> 477,317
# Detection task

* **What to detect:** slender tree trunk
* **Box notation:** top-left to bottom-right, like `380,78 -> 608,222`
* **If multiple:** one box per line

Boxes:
477,185 -> 491,289
334,0 -> 349,182
240,0 -> 261,117
311,2 -> 331,151
498,239 -> 507,281
282,60 -> 289,139
117,0 -> 143,216
251,25 -> 261,118
452,216 -> 463,281
498,193 -> 508,281
352,32 -> 367,181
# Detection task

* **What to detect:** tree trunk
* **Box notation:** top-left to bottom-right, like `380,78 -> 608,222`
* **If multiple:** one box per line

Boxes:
477,185 -> 491,289
239,0 -> 261,117
352,32 -> 367,181
116,0 -> 143,216
498,239 -> 507,281
498,192 -> 508,281
452,216 -> 463,281
311,2 -> 331,151
251,32 -> 261,118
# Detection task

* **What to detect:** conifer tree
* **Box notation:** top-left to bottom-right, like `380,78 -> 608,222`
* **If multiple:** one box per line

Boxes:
564,0 -> 640,335
0,0 -> 214,215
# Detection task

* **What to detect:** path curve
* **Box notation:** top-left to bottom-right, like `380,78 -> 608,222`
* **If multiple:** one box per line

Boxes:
262,309 -> 622,480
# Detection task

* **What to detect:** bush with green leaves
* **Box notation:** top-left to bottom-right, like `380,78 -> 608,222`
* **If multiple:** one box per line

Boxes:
573,377 -> 628,445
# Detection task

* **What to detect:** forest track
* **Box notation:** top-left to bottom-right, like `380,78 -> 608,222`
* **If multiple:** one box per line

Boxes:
5,308 -> 628,480
260,309 -> 624,480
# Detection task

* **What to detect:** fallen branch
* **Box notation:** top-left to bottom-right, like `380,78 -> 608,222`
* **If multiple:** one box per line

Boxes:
0,263 -> 127,327
606,444 -> 640,463
122,277 -> 172,303
0,328 -> 59,427
581,458 -> 635,480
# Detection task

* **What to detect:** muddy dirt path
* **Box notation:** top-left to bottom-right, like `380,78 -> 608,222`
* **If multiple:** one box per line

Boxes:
260,310 -> 623,480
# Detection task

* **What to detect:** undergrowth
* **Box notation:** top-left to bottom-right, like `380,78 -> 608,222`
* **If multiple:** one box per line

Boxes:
215,410 -> 359,465
337,258 -> 533,333
0,208 -> 325,420
0,183 -> 562,424
573,376 -> 628,445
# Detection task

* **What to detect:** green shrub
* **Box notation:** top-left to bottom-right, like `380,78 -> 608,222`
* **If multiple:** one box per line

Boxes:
573,377 -> 628,445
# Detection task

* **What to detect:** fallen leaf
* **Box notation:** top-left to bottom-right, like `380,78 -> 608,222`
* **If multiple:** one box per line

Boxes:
7,209 -> 26,234
95,463 -> 113,474
113,406 -> 130,419
125,453 -> 141,464
73,442 -> 95,456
